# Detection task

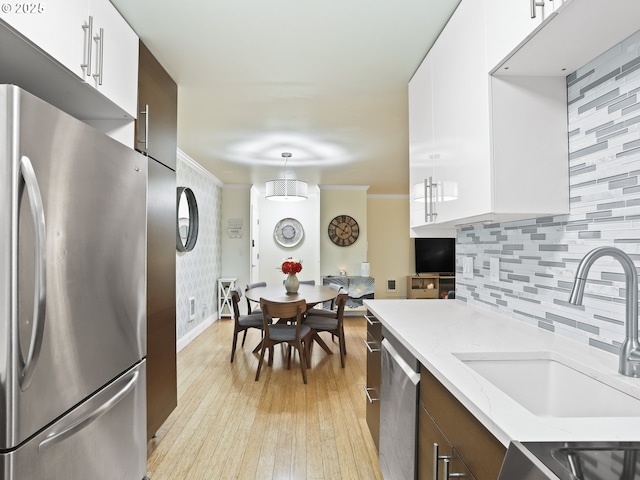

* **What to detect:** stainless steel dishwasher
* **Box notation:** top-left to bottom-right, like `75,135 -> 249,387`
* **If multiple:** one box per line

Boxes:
379,330 -> 420,480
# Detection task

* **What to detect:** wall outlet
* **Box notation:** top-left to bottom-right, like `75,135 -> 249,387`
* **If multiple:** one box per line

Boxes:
387,279 -> 397,292
463,257 -> 474,279
490,257 -> 500,282
189,297 -> 196,321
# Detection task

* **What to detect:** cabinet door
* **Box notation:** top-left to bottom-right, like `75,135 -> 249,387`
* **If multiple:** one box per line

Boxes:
421,367 -> 506,480
0,0 -> 88,79
137,42 -> 178,169
146,159 -> 177,439
419,403 -> 450,480
431,0 -> 492,225
485,0 -> 556,69
409,53 -> 435,229
419,404 -> 475,480
88,0 -> 138,118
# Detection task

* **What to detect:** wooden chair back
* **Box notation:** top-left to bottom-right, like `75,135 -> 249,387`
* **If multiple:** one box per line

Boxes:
230,287 -> 242,322
260,298 -> 306,335
334,292 -> 348,322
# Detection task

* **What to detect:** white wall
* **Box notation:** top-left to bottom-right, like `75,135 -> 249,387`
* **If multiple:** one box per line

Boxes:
367,195 -> 412,298
257,186 -> 321,285
220,186 -> 252,313
176,150 -> 223,340
320,187 -> 369,277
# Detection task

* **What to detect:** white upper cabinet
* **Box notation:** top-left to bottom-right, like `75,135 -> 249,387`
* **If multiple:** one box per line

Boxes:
88,0 -> 138,117
485,0 -> 559,69
0,0 -> 138,118
408,51 -> 457,238
429,0 -> 493,226
408,0 -> 570,233
408,54 -> 434,230
490,0 -> 640,75
0,0 -> 87,78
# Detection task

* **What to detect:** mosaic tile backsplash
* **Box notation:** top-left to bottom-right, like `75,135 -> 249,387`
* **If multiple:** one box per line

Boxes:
456,29 -> 640,355
176,153 -> 223,340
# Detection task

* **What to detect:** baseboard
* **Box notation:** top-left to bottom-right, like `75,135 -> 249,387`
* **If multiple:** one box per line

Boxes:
177,313 -> 219,352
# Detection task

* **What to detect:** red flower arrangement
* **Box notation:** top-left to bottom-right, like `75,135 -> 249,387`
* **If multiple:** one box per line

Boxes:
281,258 -> 303,275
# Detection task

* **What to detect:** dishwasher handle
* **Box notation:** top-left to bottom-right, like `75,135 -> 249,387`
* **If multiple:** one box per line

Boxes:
381,338 -> 420,385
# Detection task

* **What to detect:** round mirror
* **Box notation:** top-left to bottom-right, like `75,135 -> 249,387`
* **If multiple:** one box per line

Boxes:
176,187 -> 199,252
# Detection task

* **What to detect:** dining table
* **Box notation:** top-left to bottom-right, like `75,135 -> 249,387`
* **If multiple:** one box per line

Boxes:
244,283 -> 337,308
245,283 -> 339,355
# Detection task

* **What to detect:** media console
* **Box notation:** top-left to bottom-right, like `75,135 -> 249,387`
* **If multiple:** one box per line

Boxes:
407,274 -> 455,299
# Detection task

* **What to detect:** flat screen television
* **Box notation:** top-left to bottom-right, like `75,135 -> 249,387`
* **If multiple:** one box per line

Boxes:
415,237 -> 456,274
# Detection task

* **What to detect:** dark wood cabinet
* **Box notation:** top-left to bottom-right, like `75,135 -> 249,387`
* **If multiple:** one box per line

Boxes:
419,366 -> 506,480
364,313 -> 383,450
136,41 -> 177,169
419,403 -> 475,480
139,41 -> 178,440
146,158 -> 177,440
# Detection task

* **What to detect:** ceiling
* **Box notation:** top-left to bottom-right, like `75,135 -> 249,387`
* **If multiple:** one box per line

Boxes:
110,0 -> 461,195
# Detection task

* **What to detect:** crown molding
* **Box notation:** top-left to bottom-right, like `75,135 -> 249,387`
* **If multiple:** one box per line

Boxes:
177,149 -> 224,186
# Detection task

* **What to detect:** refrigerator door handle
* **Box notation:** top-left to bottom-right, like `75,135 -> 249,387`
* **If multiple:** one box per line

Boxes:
18,155 -> 47,391
38,370 -> 139,453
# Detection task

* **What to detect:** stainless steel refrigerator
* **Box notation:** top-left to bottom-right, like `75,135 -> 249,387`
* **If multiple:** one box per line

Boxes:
0,85 -> 147,479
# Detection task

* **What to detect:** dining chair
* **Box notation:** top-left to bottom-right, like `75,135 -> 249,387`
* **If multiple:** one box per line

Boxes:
255,298 -> 312,384
245,282 -> 266,314
303,292 -> 348,367
306,282 -> 347,317
230,287 -> 271,363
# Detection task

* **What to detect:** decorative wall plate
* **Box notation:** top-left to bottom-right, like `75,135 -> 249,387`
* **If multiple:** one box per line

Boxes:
274,217 -> 304,247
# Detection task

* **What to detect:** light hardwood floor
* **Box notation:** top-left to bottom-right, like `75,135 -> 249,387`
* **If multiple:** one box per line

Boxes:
146,316 -> 383,480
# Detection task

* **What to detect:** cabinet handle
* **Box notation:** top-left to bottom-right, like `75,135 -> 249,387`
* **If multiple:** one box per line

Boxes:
139,104 -> 150,148
364,340 -> 381,353
433,443 -> 452,480
425,177 -> 438,222
442,458 -> 466,478
424,178 -> 430,222
81,16 -> 93,77
530,0 -> 545,18
365,314 -> 379,326
363,386 -> 379,403
92,27 -> 104,85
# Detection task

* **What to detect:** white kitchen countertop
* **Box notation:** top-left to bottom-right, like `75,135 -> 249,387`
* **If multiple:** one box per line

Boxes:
364,299 -> 640,447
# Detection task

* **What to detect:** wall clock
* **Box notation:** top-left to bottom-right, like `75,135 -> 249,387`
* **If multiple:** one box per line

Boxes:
274,217 -> 304,247
328,215 -> 359,247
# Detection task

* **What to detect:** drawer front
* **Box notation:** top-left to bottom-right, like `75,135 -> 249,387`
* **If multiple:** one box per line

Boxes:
421,366 -> 506,480
0,361 -> 146,479
365,330 -> 382,450
366,313 -> 383,341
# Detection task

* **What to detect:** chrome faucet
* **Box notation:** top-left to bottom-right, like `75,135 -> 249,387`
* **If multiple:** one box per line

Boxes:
569,246 -> 640,377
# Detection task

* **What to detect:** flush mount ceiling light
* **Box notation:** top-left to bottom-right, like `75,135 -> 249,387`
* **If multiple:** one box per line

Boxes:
265,152 -> 308,201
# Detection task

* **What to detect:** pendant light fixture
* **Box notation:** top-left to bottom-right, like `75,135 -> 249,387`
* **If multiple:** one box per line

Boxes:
265,152 -> 308,201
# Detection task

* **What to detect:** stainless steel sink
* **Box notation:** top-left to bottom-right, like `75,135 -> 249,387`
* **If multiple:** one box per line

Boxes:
500,441 -> 640,480
453,352 -> 640,418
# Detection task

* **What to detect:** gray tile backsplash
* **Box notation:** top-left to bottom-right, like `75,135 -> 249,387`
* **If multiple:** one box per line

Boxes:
456,29 -> 640,354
